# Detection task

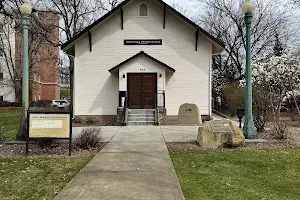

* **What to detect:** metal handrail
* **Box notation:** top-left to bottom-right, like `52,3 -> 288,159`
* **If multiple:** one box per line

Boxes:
122,92 -> 128,125
125,90 -> 165,111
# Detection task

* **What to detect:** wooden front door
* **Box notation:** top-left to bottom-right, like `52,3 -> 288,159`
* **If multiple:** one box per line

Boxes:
128,74 -> 156,109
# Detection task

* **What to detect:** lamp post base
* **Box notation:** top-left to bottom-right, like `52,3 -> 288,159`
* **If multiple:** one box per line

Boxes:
243,118 -> 258,139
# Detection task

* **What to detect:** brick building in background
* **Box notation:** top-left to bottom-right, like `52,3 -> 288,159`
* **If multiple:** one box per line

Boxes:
1,10 -> 60,102
17,11 -> 60,102
33,11 -> 60,101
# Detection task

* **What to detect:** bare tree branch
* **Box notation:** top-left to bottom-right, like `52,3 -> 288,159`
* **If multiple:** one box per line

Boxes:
197,0 -> 294,80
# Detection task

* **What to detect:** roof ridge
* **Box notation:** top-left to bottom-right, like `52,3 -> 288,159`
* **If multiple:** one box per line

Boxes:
61,0 -> 225,50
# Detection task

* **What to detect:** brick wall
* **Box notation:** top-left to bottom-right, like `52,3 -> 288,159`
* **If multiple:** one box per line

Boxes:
41,84 -> 60,100
15,11 -> 60,102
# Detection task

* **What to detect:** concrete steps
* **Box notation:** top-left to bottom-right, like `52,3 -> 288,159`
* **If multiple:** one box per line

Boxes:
127,109 -> 156,125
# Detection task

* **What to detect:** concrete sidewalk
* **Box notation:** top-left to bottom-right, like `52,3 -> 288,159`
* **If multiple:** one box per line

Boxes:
72,126 -> 199,143
55,126 -> 185,200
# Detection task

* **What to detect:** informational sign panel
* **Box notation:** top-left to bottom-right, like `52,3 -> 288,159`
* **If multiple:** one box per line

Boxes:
26,111 -> 72,156
124,39 -> 162,45
29,113 -> 70,138
210,121 -> 233,133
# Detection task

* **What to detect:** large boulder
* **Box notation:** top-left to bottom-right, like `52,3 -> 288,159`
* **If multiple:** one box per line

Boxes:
197,120 -> 245,149
178,103 -> 202,125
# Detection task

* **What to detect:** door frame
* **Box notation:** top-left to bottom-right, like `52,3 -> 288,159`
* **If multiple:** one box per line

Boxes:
127,73 -> 158,109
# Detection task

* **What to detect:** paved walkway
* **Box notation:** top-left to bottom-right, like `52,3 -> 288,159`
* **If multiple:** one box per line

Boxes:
55,126 -> 187,200
72,126 -> 199,143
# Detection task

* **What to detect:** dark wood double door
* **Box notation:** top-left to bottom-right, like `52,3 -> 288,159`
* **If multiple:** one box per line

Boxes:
128,73 -> 157,109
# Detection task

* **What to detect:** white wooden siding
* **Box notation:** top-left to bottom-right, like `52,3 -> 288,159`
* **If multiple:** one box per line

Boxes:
74,0 -> 213,116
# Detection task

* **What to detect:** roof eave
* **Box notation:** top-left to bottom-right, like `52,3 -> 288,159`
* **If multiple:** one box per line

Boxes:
61,0 -> 225,51
108,51 -> 176,73
212,43 -> 225,55
155,0 -> 225,48
61,0 -> 131,51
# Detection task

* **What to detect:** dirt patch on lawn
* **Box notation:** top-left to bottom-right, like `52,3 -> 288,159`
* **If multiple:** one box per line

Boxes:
0,142 -> 107,157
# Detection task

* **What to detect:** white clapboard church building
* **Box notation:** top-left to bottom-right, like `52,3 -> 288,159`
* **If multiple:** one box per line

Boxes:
62,0 -> 224,125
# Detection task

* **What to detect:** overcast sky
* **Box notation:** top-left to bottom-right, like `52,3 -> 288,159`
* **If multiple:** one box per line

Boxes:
164,0 -> 299,39
163,0 -> 200,17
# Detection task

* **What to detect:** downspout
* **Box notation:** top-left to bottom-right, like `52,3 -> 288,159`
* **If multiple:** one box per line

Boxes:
67,54 -> 75,120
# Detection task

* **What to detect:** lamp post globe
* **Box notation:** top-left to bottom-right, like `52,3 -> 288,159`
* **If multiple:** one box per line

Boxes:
242,0 -> 258,139
20,0 -> 32,118
243,0 -> 254,14
20,1 -> 32,16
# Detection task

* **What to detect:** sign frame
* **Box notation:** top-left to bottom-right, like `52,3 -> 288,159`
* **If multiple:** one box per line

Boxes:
124,39 -> 162,45
26,110 -> 73,156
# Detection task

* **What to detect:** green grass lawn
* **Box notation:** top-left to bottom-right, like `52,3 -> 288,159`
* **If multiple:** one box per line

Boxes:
170,148 -> 300,200
0,108 -> 22,140
60,87 -> 70,99
0,156 -> 93,200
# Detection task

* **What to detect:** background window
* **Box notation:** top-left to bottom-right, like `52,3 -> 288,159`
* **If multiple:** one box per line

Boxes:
0,72 -> 3,81
139,3 -> 149,17
0,48 -> 4,57
0,96 -> 3,101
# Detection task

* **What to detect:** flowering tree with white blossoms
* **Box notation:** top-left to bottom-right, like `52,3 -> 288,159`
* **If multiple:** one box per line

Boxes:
252,45 -> 300,120
212,69 -> 228,98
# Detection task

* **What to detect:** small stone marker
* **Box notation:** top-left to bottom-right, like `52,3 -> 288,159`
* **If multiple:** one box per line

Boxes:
178,103 -> 202,125
197,120 -> 245,149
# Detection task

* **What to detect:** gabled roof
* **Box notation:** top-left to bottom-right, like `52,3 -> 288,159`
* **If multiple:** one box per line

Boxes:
108,51 -> 176,73
61,0 -> 225,50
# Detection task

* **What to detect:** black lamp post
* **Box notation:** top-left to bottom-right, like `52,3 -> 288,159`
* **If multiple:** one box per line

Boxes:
236,107 -> 245,128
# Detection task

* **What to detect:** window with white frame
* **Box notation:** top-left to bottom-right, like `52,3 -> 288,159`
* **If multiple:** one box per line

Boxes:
139,3 -> 149,17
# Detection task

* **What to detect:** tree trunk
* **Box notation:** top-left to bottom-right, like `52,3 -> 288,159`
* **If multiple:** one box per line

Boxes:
292,91 -> 300,121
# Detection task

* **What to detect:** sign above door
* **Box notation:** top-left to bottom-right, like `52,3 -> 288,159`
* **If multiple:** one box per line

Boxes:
124,39 -> 162,45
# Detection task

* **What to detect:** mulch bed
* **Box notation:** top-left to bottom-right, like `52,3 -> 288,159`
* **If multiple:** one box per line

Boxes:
168,123 -> 300,151
2,122 -> 300,155
0,142 -> 107,157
